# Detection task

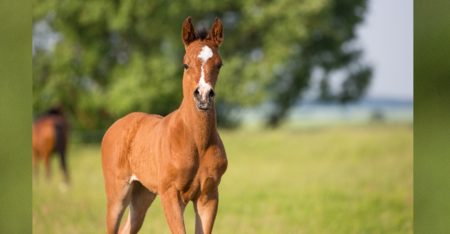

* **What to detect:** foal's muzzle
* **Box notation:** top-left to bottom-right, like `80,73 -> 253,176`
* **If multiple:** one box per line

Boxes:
193,86 -> 215,111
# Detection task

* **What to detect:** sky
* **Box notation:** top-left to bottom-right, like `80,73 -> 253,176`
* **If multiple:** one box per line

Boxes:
357,0 -> 413,100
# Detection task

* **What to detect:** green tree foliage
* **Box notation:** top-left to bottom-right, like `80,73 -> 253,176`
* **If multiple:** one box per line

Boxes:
33,0 -> 371,130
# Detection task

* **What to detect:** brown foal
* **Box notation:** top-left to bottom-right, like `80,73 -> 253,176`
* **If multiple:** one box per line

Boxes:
32,108 -> 70,184
101,17 -> 228,234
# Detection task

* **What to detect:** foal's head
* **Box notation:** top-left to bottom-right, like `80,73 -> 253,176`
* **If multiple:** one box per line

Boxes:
181,17 -> 223,111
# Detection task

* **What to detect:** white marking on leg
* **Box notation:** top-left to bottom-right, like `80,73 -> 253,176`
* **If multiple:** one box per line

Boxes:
129,174 -> 139,184
197,46 -> 213,98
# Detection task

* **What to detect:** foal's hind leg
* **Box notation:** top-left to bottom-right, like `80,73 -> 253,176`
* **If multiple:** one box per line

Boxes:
44,153 -> 52,180
105,180 -> 132,234
32,150 -> 39,181
58,150 -> 70,184
120,182 -> 156,234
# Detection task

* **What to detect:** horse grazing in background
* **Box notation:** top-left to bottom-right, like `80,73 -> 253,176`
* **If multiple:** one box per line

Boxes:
32,107 -> 70,184
101,17 -> 228,234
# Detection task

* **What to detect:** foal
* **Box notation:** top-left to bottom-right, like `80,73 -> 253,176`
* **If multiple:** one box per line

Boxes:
101,17 -> 227,234
32,107 -> 70,184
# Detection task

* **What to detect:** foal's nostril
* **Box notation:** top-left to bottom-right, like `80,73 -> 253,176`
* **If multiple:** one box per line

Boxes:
193,88 -> 200,97
208,89 -> 215,98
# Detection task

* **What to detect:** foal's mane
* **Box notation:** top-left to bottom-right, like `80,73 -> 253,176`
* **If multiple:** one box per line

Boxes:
197,28 -> 208,41
45,107 -> 64,117
34,107 -> 64,122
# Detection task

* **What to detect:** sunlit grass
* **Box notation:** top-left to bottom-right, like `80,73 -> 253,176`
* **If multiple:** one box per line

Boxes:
33,123 -> 412,233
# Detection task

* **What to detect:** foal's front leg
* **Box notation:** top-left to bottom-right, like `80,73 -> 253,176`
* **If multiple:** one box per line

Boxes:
194,187 -> 219,234
160,187 -> 187,234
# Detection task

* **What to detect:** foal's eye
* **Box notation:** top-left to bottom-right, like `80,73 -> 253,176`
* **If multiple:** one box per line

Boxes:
183,64 -> 189,70
216,63 -> 223,70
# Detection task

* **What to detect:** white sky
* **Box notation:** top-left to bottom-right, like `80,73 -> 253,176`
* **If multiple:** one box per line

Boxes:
357,0 -> 413,99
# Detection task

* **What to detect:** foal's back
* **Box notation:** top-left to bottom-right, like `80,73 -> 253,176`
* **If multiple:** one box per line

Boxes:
101,112 -> 163,161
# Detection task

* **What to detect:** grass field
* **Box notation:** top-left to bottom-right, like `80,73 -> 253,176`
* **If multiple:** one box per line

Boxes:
33,124 -> 412,233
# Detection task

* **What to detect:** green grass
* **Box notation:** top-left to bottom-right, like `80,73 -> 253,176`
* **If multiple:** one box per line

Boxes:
33,124 -> 412,233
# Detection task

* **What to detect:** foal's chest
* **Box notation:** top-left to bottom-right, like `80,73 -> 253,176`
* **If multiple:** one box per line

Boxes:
178,145 -> 227,201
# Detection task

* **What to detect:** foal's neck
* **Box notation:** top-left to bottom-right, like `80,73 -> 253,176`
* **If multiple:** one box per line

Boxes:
178,99 -> 217,149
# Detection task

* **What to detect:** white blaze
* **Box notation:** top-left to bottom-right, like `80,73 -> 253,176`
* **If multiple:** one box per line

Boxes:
197,46 -> 213,97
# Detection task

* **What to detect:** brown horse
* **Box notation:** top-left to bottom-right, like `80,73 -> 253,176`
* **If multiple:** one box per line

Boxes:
101,17 -> 228,234
32,107 -> 70,184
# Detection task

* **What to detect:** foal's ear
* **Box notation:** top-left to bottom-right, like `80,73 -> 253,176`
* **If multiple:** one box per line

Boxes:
182,16 -> 197,47
208,17 -> 224,47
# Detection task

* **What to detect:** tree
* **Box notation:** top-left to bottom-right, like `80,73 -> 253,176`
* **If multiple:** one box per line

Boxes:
264,0 -> 373,126
33,0 -> 372,130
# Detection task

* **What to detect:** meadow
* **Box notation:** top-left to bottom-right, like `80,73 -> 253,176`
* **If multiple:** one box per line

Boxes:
33,123 -> 412,233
